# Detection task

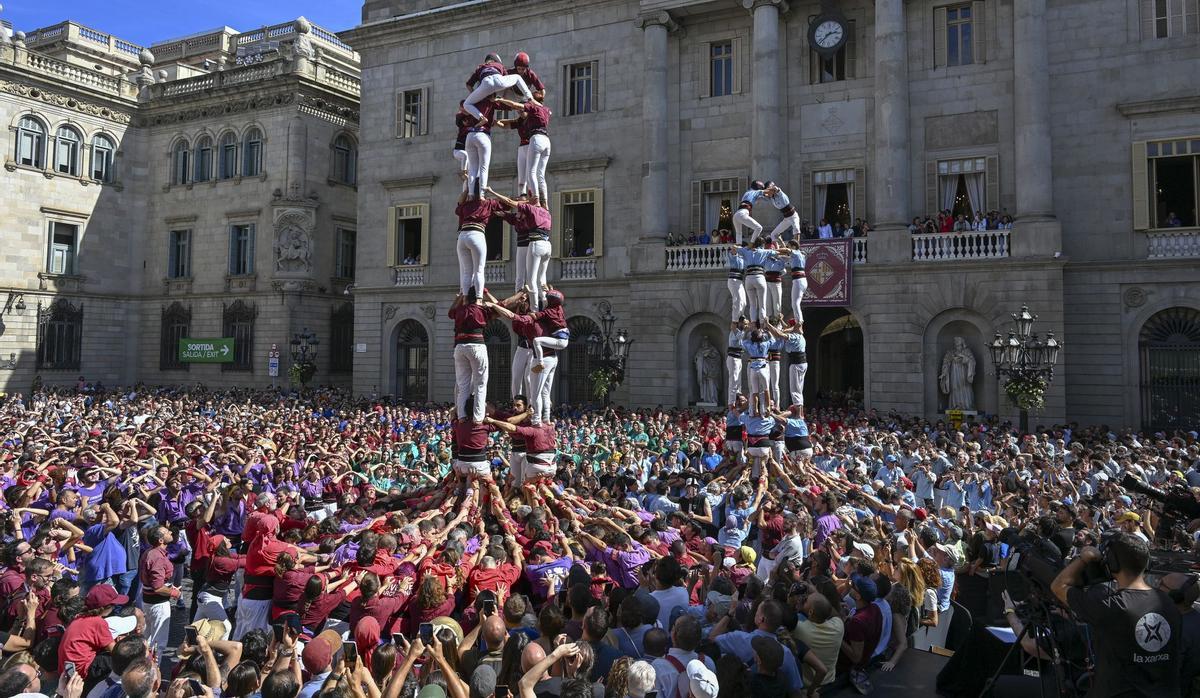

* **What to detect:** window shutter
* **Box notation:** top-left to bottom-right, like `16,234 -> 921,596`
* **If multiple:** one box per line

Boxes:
227,227 -> 237,274
394,92 -> 403,138
502,223 -> 512,262
1131,142 -> 1150,230
691,180 -> 703,232
248,224 -> 256,274
853,166 -> 866,220
593,188 -> 605,256
590,60 -> 600,112
985,155 -> 999,211
421,88 -> 431,136
419,205 -> 430,265
934,6 -> 948,68
926,160 -> 938,217
972,1 -> 987,63
732,37 -> 743,94
386,206 -> 398,266
551,192 -> 563,258
846,22 -> 858,78
700,43 -> 710,99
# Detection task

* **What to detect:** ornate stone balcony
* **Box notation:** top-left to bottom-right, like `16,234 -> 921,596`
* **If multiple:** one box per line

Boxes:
0,45 -> 139,99
485,261 -> 508,286
1147,229 -> 1200,259
24,21 -> 144,61
911,230 -> 1010,261
559,257 -> 598,281
394,266 -> 425,287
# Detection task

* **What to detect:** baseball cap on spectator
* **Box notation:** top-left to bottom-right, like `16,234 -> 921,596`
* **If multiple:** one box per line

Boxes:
934,543 -> 960,566
1118,495 -> 1132,506
852,576 -> 878,603
1116,511 -> 1141,523
750,636 -> 784,674
687,659 -> 719,698
105,615 -> 137,637
885,454 -> 898,463
302,629 -> 342,674
913,507 -> 928,521
85,584 -> 129,609
469,665 -> 497,698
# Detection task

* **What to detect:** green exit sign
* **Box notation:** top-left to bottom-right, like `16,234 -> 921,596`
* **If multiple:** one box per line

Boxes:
179,338 -> 235,363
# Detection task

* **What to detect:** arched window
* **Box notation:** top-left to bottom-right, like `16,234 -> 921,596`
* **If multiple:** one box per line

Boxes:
395,320 -> 429,402
193,135 -> 213,183
558,316 -> 601,405
218,132 -> 238,179
242,128 -> 263,177
221,300 -> 256,372
172,139 -> 190,185
53,126 -> 81,176
1139,307 -> 1200,431
485,319 -> 512,400
16,116 -> 46,168
331,134 -> 356,185
36,299 -> 83,370
159,302 -> 191,371
90,134 -> 115,182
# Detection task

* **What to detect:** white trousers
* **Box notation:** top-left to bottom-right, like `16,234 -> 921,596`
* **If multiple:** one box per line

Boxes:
453,148 -> 468,193
534,336 -> 568,364
509,452 -> 527,485
454,458 -> 492,478
769,212 -> 800,241
527,134 -> 551,205
791,277 -> 808,323
464,74 -> 532,119
768,360 -> 781,407
465,131 -> 492,198
195,591 -> 232,639
733,209 -> 762,245
457,230 -> 487,296
747,362 -> 770,400
530,353 -> 558,424
728,278 -> 747,322
526,240 -> 551,309
512,345 -> 534,398
514,244 -> 528,292
726,355 -> 742,405
744,274 -> 768,324
525,455 -> 557,480
144,600 -> 172,655
233,598 -> 271,640
454,343 -> 489,422
516,143 -> 530,198
767,281 -> 783,321
790,362 -> 808,406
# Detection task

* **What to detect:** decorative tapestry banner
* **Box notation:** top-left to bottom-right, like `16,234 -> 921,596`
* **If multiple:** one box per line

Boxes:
797,239 -> 852,307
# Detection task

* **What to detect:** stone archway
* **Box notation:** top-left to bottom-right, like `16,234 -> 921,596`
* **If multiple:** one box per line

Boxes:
676,313 -> 728,407
807,308 -> 865,406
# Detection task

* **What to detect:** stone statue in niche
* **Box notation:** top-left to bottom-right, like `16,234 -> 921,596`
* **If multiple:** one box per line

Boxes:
695,339 -> 722,405
275,224 -> 312,272
939,336 -> 977,411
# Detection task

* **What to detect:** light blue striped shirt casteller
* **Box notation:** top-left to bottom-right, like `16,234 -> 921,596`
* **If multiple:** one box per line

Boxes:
727,250 -> 746,271
740,188 -> 766,206
768,189 -> 791,209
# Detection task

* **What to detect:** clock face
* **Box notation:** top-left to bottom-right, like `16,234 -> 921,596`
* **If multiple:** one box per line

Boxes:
814,19 -> 845,49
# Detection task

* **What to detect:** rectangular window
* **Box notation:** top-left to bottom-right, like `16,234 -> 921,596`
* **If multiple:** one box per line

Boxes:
18,130 -> 41,167
168,229 -> 192,279
398,89 -> 426,138
159,309 -> 189,371
1145,138 -> 1200,228
562,191 -> 596,257
36,301 -> 83,370
47,221 -> 78,275
565,61 -> 598,116
329,305 -> 354,373
710,41 -> 733,97
335,228 -> 357,279
195,144 -> 212,182
228,223 -> 255,276
485,217 -> 505,261
91,143 -> 113,182
389,205 -> 426,265
946,5 -> 974,66
224,319 -> 254,371
1143,0 -> 1200,37
220,141 -> 237,179
811,21 -> 857,83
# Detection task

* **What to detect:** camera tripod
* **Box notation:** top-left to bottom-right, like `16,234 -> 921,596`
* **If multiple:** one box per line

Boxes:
977,596 -> 1076,698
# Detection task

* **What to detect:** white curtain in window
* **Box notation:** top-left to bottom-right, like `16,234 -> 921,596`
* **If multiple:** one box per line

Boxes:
704,194 -> 723,235
939,175 -> 958,212
815,185 -> 828,222
964,172 -> 985,216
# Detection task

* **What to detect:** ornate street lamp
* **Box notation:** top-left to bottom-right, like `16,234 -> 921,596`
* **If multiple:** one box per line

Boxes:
289,327 -> 319,387
990,306 -> 1064,433
585,301 -> 634,405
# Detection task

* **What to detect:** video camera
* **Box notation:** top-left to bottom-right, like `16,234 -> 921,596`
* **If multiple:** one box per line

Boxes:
1120,472 -> 1200,520
1000,530 -> 1112,612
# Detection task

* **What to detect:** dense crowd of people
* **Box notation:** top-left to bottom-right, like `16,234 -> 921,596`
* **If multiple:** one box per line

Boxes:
0,385 -> 1195,698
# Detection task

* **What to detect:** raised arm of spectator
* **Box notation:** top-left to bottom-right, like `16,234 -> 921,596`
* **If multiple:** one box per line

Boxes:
518,643 -> 580,698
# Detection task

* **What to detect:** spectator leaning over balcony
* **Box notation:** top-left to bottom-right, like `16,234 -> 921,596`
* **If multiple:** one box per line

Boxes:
817,219 -> 833,239
698,230 -> 712,245
908,218 -> 922,235
952,214 -> 970,232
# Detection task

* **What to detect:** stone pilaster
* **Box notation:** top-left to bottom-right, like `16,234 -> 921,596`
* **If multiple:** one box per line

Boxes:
742,0 -> 786,182
869,0 -> 911,263
633,11 -> 677,274
1012,0 -> 1062,258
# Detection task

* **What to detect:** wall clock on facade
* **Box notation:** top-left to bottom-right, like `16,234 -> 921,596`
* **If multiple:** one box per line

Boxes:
809,13 -> 849,56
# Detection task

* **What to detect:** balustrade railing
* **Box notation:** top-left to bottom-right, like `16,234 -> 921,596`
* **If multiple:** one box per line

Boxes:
666,244 -> 725,271
485,261 -> 508,285
394,266 -> 425,287
1147,229 -> 1200,259
911,230 -> 1009,261
24,52 -> 125,94
852,238 -> 868,264
559,257 -> 597,280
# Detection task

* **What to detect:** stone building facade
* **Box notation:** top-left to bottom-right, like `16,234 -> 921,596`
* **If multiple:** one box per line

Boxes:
0,16 -> 361,391
344,0 -> 1200,429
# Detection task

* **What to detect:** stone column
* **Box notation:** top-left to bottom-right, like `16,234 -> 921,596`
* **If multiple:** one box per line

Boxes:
633,12 -> 676,274
285,115 -> 307,199
1012,0 -> 1061,256
743,0 -> 785,182
869,0 -> 911,263
639,12 -> 674,241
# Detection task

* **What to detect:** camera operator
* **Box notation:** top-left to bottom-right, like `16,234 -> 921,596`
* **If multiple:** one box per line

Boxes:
1157,573 -> 1200,697
1051,533 -> 1182,697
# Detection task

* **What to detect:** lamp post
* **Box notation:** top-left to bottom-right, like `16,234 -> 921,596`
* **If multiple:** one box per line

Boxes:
289,327 -> 319,388
585,300 -> 633,406
989,305 -> 1063,433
